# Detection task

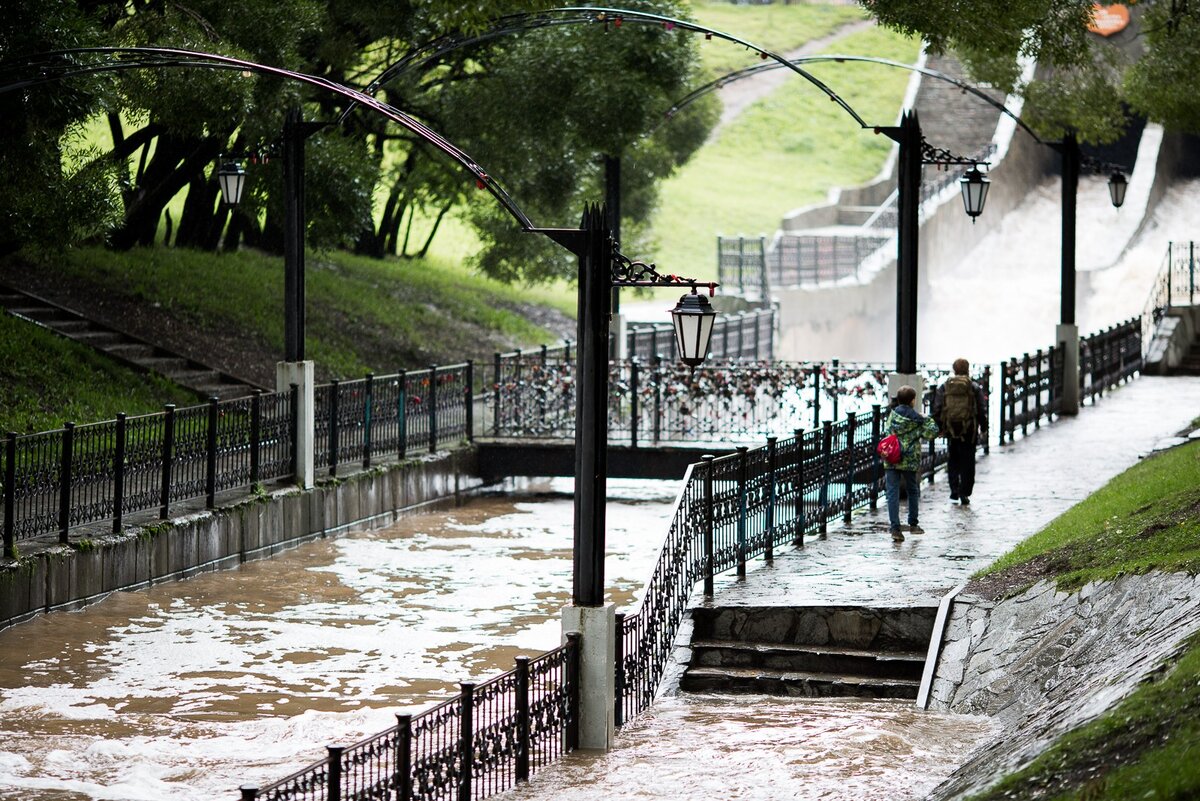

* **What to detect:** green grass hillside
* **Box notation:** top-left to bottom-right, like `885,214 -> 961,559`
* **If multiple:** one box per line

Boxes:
969,440 -> 1200,801
0,312 -> 196,433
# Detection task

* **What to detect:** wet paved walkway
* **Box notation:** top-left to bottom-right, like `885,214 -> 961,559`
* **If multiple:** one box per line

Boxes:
501,376 -> 1200,801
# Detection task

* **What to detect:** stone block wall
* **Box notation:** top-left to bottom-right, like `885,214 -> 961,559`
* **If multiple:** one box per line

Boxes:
926,572 -> 1200,799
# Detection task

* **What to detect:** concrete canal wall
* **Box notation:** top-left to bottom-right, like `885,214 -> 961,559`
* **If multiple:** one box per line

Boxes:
925,572 -> 1200,799
0,449 -> 484,631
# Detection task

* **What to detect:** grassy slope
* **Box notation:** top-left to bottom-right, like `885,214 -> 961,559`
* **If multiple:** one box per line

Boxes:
0,312 -> 195,434
968,440 -> 1200,801
650,23 -> 919,276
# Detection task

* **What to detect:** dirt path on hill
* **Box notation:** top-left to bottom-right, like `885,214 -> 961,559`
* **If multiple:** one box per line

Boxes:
709,18 -> 876,142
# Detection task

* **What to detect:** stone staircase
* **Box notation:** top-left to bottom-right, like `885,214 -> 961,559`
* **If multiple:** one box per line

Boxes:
0,283 -> 263,401
1170,339 -> 1200,376
680,605 -> 936,700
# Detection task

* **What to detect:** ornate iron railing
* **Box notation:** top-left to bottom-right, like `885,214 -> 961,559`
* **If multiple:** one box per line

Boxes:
626,308 -> 775,362
614,402 -> 961,722
1141,241 -> 1198,347
1,363 -> 475,552
998,317 -> 1141,443
717,235 -> 769,298
245,636 -> 579,801
486,356 -> 960,445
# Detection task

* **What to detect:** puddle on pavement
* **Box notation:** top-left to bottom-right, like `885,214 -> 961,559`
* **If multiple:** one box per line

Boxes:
502,694 -> 997,801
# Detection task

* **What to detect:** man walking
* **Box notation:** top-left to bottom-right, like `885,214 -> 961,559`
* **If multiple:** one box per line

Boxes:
932,358 -> 988,505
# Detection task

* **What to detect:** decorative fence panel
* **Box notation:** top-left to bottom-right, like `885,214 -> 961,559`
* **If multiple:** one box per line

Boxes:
249,639 -> 578,801
1142,240 -> 1198,345
1081,319 -> 1142,403
716,235 -> 768,298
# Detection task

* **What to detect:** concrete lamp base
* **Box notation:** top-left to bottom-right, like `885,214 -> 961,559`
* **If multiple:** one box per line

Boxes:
561,603 -> 616,751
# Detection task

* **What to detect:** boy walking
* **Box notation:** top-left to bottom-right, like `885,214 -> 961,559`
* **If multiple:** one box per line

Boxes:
883,385 -> 939,542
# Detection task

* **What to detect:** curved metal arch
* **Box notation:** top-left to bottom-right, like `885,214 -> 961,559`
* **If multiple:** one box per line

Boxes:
354,6 -> 870,130
0,46 -> 538,230
659,53 -> 1045,144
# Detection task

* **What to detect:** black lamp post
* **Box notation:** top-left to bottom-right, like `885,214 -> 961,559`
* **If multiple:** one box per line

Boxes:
536,205 -> 717,606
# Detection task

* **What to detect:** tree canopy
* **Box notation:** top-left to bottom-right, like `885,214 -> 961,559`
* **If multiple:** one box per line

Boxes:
860,0 -> 1200,143
0,0 -> 715,282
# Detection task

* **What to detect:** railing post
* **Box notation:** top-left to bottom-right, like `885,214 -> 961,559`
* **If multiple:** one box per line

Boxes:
160,404 -> 175,520
206,397 -> 219,509
325,745 -> 344,801
982,367 -> 991,456
1020,354 -> 1030,437
289,384 -> 299,478
1006,359 -> 1016,443
843,413 -> 856,523
736,446 -> 748,578
1034,349 -> 1044,428
653,355 -> 663,444
363,372 -> 374,468
613,613 -> 625,728
812,367 -> 822,428
565,631 -> 581,751
831,358 -> 840,422
702,455 -> 715,596
819,421 -> 832,534
630,359 -> 640,448
3,432 -> 15,556
765,437 -> 777,562
396,714 -> 413,801
428,365 -> 438,453
58,422 -> 74,544
250,390 -> 262,485
465,360 -> 475,442
239,787 -> 259,801
398,370 -> 408,460
493,352 -> 502,437
328,380 -> 340,477
113,413 -> 126,534
515,657 -> 531,781
459,682 -> 474,801
869,405 -> 882,507
793,428 -> 806,546
1190,241 -> 1195,305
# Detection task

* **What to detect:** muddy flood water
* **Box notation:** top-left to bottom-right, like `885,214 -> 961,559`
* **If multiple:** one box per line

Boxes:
0,479 -> 993,800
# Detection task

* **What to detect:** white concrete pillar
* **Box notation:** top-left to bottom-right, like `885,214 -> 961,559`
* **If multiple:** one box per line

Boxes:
277,360 -> 315,489
1056,323 -> 1080,416
561,603 -> 616,751
887,372 -> 926,404
613,314 -> 629,361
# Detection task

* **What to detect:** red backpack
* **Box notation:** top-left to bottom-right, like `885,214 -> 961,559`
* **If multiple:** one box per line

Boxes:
877,433 -> 902,464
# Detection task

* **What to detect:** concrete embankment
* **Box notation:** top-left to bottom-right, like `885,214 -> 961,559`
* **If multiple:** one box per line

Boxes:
926,572 -> 1200,799
0,449 -> 484,631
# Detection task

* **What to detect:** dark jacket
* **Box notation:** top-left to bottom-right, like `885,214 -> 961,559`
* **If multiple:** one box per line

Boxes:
931,377 -> 988,441
884,404 -> 938,472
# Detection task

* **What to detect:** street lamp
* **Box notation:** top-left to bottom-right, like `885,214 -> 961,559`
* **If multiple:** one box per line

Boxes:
670,288 -> 717,368
1108,170 -> 1128,208
959,165 -> 990,221
217,159 -> 247,206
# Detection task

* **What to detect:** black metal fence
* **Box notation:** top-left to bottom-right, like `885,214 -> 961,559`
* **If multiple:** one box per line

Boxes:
998,317 -> 1142,443
1,364 -> 474,553
717,235 -> 769,298
243,636 -> 579,801
767,233 -> 893,287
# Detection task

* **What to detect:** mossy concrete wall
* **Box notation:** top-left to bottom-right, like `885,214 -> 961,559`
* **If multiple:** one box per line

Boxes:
0,449 -> 483,631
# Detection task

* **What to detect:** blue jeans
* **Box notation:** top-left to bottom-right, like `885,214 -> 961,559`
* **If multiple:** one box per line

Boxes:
884,469 -> 920,530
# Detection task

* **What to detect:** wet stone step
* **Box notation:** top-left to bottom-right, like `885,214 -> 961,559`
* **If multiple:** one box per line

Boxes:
691,639 -> 925,680
692,606 -> 938,652
103,342 -> 156,358
680,665 -> 922,700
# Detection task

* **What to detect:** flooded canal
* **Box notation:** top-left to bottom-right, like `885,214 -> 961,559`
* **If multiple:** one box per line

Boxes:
0,479 -> 993,800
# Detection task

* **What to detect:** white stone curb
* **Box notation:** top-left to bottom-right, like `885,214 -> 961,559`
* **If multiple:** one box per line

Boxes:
916,581 -> 967,709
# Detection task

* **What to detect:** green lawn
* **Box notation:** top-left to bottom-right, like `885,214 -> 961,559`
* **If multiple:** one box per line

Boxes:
649,24 -> 920,277
966,440 -> 1200,800
978,439 -> 1200,590
0,312 -> 195,434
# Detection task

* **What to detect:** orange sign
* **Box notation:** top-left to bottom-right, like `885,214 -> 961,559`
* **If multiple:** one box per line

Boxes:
1088,3 -> 1131,36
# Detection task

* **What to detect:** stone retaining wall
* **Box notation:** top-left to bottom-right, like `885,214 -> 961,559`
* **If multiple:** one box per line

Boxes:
0,449 -> 483,631
926,572 -> 1200,799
